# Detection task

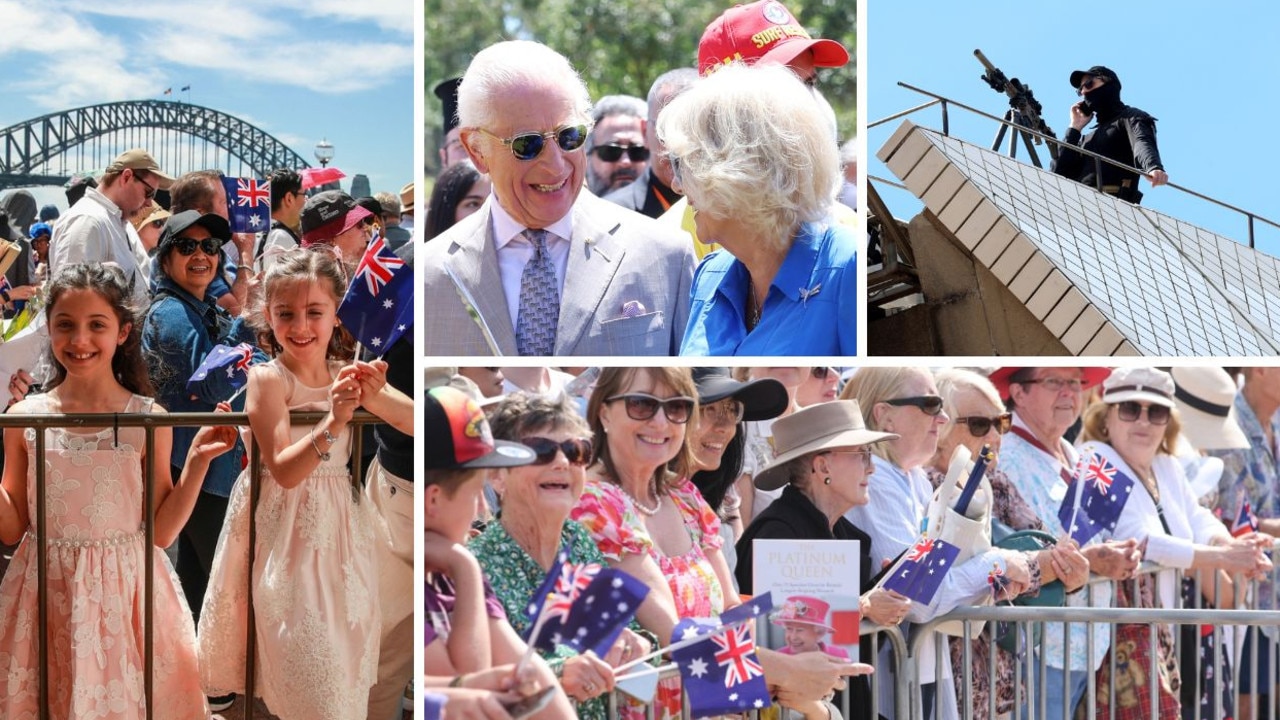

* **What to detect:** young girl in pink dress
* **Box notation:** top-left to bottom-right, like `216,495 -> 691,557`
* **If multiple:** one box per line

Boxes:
0,264 -> 237,720
198,249 -> 407,720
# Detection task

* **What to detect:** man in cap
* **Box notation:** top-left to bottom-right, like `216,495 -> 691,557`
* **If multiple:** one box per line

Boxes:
398,181 -> 415,233
374,191 -> 412,250
299,190 -> 373,268
434,77 -> 469,171
51,148 -> 172,300
659,0 -> 855,260
422,40 -> 695,356
1051,65 -> 1167,204
584,94 -> 650,197
603,68 -> 699,219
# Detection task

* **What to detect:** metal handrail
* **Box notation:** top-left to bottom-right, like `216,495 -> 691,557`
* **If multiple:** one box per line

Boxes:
872,81 -> 1280,249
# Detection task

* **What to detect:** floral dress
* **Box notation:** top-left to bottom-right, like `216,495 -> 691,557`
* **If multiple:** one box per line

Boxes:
0,394 -> 209,720
572,476 -> 725,719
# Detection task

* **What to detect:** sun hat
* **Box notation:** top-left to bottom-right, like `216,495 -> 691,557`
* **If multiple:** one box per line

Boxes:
754,400 -> 897,491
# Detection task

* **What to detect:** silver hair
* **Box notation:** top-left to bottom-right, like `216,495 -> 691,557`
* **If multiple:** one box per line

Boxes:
585,94 -> 648,154
456,41 -> 593,133
934,368 -> 1003,439
657,62 -> 840,251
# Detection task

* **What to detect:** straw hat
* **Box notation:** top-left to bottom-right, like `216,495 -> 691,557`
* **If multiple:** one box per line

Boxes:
1170,367 -> 1249,451
753,400 -> 897,491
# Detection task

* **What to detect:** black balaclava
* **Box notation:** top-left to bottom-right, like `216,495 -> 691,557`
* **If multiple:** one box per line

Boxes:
1082,80 -> 1123,121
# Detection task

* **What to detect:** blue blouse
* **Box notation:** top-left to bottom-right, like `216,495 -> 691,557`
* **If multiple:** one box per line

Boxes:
679,220 -> 857,356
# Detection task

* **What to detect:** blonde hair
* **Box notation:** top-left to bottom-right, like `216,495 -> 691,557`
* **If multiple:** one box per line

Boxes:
657,62 -> 839,251
1080,401 -> 1183,456
840,366 -> 931,468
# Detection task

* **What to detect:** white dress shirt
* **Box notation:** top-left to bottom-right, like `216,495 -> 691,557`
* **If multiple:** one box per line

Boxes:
50,187 -> 150,301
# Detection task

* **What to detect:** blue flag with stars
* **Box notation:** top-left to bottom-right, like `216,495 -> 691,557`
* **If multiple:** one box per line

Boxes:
881,536 -> 961,605
336,234 -> 412,355
670,593 -> 773,718
558,567 -> 649,657
1057,446 -> 1136,546
221,177 -> 271,234
186,342 -> 254,397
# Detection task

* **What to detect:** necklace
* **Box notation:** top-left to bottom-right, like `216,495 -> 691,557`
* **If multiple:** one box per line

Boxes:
745,277 -> 761,330
623,482 -> 663,516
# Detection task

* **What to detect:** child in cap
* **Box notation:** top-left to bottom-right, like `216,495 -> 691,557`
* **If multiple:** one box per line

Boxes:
773,595 -> 851,660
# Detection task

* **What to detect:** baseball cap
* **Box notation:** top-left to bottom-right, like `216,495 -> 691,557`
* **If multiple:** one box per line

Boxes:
29,222 -> 52,240
424,386 -> 537,469
1069,65 -> 1120,90
106,149 -> 175,189
157,210 -> 231,252
698,0 -> 849,76
1101,367 -> 1175,409
299,190 -> 372,246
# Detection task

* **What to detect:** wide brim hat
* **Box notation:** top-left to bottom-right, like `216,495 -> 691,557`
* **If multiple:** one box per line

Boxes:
754,400 -> 897,491
1102,366 -> 1175,409
692,367 -> 788,422
989,367 -> 1111,401
1170,366 -> 1249,450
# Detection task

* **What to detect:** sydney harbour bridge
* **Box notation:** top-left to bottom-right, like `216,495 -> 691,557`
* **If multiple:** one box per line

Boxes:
0,99 -> 312,190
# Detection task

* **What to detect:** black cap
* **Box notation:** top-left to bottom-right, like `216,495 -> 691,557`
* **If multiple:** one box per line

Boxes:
692,367 -> 789,422
434,77 -> 463,134
424,386 -> 537,470
1069,65 -> 1120,90
157,210 -> 231,251
300,190 -> 372,246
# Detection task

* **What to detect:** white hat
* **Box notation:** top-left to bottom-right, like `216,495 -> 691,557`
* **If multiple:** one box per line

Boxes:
1101,367 -> 1175,408
1170,367 -> 1249,451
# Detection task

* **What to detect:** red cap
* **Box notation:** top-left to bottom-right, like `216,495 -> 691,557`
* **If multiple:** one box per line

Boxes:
424,387 -> 536,470
697,0 -> 849,77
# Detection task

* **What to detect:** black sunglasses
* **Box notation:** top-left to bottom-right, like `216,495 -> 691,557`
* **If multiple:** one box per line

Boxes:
955,413 -> 1012,438
476,124 -> 589,161
172,236 -> 222,256
883,395 -> 945,416
606,393 -> 695,424
522,436 -> 593,466
134,172 -> 156,201
592,144 -> 650,163
1115,401 -> 1171,426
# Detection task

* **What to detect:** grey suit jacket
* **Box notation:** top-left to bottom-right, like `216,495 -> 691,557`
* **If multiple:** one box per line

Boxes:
421,192 -> 695,356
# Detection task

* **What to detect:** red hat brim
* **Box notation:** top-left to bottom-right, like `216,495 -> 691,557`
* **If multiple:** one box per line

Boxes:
989,367 -> 1112,401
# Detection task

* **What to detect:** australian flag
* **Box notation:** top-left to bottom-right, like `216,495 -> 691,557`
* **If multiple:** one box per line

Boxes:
559,568 -> 649,657
186,343 -> 254,396
881,536 -> 962,605
336,235 -> 412,354
1057,449 -> 1136,546
1232,500 -> 1260,538
671,593 -> 772,718
222,177 -> 271,233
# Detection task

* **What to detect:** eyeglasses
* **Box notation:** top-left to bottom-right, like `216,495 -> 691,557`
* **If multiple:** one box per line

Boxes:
147,220 -> 165,230
1115,401 -> 1171,426
802,73 -> 821,90
521,436 -> 593,466
700,399 -> 745,427
172,236 -> 222,256
883,395 -> 944,416
133,172 -> 156,201
810,367 -> 836,380
826,448 -> 875,470
1022,377 -> 1085,393
606,393 -> 695,424
1077,76 -> 1104,95
475,124 -> 590,161
592,144 -> 651,163
955,413 -> 1012,438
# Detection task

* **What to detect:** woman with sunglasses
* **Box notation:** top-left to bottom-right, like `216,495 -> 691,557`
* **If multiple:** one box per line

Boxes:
469,392 -> 647,719
736,399 -> 907,720
926,369 -> 1090,720
140,210 -> 265,663
841,367 -> 1036,720
1076,367 -> 1271,720
658,63 -> 856,356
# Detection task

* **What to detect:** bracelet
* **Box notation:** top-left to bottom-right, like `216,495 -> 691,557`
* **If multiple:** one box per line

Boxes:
321,427 -> 339,446
310,426 -> 331,461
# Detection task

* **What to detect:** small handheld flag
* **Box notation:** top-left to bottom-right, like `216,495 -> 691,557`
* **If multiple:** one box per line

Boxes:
1057,449 -> 1136,546
337,235 -> 412,354
881,535 -> 962,605
1232,500 -> 1260,538
186,343 -> 254,397
222,177 -> 271,234
670,594 -> 773,718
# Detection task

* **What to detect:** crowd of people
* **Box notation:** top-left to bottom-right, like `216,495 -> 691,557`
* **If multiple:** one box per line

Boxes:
0,149 -> 417,720
423,0 -> 859,357
425,364 -> 1280,720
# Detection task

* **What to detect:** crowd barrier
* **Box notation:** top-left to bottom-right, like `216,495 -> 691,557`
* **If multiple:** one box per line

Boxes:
0,409 -> 377,720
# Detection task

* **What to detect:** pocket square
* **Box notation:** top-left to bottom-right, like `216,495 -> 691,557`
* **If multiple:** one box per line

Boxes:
621,300 -> 646,318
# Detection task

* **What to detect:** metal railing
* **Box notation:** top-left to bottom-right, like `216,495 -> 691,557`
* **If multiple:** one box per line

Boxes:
869,82 -> 1280,250
2,409 -> 375,720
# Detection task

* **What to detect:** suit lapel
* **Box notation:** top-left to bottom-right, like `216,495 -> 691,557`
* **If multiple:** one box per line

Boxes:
444,204 -> 518,354
555,197 -> 625,353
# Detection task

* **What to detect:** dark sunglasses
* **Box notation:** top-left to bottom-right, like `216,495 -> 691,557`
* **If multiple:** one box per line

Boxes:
955,413 -> 1012,438
606,393 -> 695,424
172,236 -> 222,256
883,395 -> 945,416
476,124 -> 589,161
134,172 -> 156,201
522,436 -> 593,466
592,144 -> 650,163
811,367 -> 836,380
1115,401 -> 1171,425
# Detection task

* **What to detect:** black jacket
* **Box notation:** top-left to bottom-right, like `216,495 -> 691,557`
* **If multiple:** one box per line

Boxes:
1052,104 -> 1163,203
602,168 -> 680,220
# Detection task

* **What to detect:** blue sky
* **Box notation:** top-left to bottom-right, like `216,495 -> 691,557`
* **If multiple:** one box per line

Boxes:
0,0 -> 414,212
868,1 -> 1280,256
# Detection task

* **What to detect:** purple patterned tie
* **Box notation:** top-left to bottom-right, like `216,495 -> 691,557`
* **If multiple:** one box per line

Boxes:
515,229 -> 559,355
